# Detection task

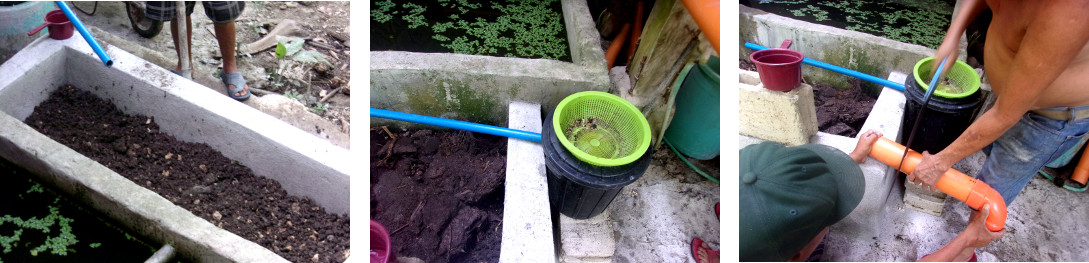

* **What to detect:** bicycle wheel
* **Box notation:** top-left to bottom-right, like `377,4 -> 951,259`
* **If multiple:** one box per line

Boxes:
126,3 -> 162,38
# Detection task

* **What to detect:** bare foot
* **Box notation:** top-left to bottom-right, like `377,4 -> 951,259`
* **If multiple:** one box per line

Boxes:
850,130 -> 883,163
696,241 -> 719,263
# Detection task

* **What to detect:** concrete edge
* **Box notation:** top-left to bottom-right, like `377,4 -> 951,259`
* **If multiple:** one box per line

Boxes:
500,101 -> 556,263
0,112 -> 288,263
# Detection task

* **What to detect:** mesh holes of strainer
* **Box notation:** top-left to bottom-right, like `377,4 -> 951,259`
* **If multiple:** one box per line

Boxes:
561,98 -> 640,160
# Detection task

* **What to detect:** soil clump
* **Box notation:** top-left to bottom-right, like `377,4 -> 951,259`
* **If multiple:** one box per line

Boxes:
370,128 -> 506,263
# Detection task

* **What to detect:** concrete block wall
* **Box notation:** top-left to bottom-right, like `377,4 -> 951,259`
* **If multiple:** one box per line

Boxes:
371,0 -> 609,128
738,70 -> 818,146
500,101 -> 556,263
739,4 -> 948,94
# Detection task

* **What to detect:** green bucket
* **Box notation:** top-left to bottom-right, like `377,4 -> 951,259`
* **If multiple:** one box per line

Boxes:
664,57 -> 720,160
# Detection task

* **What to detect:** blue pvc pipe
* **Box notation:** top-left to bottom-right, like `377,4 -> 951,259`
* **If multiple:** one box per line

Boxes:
745,42 -> 904,91
55,1 -> 113,67
371,108 -> 542,143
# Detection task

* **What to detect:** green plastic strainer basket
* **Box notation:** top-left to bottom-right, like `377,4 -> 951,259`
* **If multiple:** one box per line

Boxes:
553,91 -> 652,167
913,57 -> 981,99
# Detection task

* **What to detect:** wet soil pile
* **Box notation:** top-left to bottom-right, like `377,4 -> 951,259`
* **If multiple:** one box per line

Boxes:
0,158 -> 158,263
741,59 -> 875,137
370,128 -> 506,262
812,80 -> 876,137
24,85 -> 349,263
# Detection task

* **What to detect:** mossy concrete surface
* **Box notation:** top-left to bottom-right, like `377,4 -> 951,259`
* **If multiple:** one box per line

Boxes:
371,0 -> 608,128
739,4 -> 965,94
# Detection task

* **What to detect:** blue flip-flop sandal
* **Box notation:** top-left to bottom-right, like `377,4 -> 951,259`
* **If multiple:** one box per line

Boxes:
220,72 -> 251,101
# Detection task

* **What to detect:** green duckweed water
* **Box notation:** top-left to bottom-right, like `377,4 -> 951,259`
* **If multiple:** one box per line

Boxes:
0,158 -> 162,263
744,0 -> 955,48
371,0 -> 571,61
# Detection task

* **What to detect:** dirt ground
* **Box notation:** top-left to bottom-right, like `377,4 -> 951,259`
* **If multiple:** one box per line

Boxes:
25,85 -> 349,263
68,1 -> 350,147
369,128 -> 506,263
740,59 -> 876,138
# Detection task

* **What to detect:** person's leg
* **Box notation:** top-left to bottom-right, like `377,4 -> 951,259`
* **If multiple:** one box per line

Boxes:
978,113 -> 1089,204
171,15 -> 194,72
145,2 -> 195,73
204,1 -> 249,98
213,22 -> 246,97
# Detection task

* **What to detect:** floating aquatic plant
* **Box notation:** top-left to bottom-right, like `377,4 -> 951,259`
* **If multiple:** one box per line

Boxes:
756,0 -> 953,47
371,0 -> 569,60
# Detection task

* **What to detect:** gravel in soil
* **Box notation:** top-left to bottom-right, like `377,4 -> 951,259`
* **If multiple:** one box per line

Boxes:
370,128 -> 505,263
740,59 -> 876,137
24,85 -> 349,263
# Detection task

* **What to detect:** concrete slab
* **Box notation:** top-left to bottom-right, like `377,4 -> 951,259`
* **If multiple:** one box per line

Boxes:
559,211 -> 615,262
370,0 -> 609,127
609,149 -> 719,263
501,101 -> 556,263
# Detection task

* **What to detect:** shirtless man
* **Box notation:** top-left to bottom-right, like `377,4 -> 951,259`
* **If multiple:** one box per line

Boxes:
911,0 -> 1089,208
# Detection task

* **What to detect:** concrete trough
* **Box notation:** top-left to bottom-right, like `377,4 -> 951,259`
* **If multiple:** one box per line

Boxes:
0,36 -> 351,262
370,0 -> 610,127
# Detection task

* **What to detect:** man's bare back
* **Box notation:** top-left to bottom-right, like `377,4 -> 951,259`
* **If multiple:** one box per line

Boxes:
983,0 -> 1089,108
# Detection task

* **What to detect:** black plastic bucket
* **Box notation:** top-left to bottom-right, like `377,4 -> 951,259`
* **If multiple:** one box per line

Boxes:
543,113 -> 652,219
899,71 -> 984,155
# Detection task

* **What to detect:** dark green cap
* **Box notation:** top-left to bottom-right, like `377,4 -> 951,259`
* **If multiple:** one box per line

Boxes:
739,141 -> 865,261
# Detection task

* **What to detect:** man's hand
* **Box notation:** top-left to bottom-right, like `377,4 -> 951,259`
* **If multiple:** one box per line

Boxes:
909,151 -> 948,191
963,204 -> 1006,248
931,33 -> 961,80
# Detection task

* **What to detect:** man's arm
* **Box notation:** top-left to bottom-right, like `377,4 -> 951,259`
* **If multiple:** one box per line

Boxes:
932,0 -> 987,77
918,204 -> 1005,262
911,1 -> 1089,188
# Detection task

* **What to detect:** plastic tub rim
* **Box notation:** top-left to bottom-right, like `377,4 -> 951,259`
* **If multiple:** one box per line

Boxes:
913,57 -> 980,99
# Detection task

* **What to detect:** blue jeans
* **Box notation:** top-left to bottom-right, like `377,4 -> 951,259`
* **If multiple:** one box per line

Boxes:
979,107 -> 1089,205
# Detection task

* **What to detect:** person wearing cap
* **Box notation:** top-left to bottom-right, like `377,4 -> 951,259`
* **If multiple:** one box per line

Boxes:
740,130 -> 1004,261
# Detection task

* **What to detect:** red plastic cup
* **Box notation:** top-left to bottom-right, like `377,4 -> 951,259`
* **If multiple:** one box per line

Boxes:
750,39 -> 804,92
27,10 -> 74,40
371,220 -> 393,263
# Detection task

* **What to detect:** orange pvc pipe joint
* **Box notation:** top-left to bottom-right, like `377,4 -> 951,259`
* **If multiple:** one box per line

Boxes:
869,137 -> 1007,232
1072,144 -> 1089,185
627,1 -> 644,60
679,0 -> 719,53
605,23 -> 631,69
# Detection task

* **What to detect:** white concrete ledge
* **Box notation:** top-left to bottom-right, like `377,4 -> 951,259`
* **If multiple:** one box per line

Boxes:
501,101 -> 556,263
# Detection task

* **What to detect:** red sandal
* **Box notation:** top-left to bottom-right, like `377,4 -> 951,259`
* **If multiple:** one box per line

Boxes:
691,237 -> 720,263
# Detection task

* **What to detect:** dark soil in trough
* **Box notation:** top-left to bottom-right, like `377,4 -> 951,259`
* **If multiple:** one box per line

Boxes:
0,158 -> 159,263
741,59 -> 876,137
370,128 -> 506,263
24,85 -> 349,263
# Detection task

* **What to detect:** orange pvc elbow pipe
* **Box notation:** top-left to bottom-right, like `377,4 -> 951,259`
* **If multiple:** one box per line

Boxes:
869,137 -> 1007,232
606,23 -> 631,69
679,0 -> 719,53
1071,144 -> 1089,185
627,1 -> 644,60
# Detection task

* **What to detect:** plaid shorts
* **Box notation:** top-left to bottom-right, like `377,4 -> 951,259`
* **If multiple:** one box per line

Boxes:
145,1 -> 245,23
